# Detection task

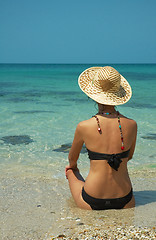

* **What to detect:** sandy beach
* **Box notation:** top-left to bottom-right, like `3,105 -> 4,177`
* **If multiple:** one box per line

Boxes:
0,167 -> 156,240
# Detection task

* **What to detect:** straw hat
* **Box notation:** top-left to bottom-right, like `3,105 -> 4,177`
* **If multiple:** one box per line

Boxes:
78,66 -> 132,105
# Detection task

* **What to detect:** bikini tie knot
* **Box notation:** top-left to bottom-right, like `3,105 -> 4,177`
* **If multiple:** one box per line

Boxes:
107,154 -> 122,171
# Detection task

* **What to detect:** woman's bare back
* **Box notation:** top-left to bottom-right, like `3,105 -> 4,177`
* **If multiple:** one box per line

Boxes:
78,113 -> 137,199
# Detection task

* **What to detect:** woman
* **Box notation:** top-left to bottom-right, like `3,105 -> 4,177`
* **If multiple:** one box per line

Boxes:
65,66 -> 137,210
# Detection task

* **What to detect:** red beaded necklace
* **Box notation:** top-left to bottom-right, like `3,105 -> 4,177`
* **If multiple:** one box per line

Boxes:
117,111 -> 124,150
93,111 -> 124,150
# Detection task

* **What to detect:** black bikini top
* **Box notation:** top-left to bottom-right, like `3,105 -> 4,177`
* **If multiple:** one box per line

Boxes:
87,148 -> 130,171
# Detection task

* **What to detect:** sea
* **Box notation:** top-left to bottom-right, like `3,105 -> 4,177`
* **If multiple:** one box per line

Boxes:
0,64 -> 156,238
0,64 -> 156,172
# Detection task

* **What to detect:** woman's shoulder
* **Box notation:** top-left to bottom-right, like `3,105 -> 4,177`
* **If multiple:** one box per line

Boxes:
76,118 -> 95,130
121,113 -> 137,123
121,114 -> 137,130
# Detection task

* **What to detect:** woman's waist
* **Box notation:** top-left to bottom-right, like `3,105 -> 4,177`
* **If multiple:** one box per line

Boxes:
84,174 -> 132,199
88,163 -> 129,176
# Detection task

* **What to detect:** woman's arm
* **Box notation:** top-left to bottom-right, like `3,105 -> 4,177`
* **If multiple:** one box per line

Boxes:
68,123 -> 84,169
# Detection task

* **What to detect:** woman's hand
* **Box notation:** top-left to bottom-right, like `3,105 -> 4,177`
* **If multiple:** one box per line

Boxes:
65,165 -> 79,179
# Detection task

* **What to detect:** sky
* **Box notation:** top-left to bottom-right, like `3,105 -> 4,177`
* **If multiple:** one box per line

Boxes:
0,0 -> 156,64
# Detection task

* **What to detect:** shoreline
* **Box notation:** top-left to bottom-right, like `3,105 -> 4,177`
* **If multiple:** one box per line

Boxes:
0,168 -> 156,240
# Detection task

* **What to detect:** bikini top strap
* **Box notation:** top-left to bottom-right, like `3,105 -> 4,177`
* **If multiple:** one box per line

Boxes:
92,115 -> 102,134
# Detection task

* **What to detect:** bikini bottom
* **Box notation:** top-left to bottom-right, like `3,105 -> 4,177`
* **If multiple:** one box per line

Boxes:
82,187 -> 133,210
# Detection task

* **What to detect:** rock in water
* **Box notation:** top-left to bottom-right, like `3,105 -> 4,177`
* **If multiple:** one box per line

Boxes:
0,135 -> 34,145
141,133 -> 156,140
53,143 -> 87,153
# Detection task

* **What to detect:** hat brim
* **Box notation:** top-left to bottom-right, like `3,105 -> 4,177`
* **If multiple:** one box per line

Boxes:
78,67 -> 132,105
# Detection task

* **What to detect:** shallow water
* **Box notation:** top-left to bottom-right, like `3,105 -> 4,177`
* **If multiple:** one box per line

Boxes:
0,64 -> 156,171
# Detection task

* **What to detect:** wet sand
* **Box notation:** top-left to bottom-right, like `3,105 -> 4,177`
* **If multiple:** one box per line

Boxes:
0,167 -> 156,239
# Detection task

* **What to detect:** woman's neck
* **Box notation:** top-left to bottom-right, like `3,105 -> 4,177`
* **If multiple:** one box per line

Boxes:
98,104 -> 116,114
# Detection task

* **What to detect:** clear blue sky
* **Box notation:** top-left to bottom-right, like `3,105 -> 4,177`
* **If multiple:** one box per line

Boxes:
0,0 -> 156,63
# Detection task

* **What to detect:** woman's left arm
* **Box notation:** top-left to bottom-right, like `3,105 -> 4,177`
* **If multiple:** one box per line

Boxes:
67,123 -> 84,170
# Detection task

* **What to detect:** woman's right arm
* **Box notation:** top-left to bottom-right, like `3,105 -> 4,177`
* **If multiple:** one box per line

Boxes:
67,122 -> 84,169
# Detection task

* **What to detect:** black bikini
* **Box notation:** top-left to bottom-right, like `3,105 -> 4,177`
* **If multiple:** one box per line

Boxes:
82,187 -> 133,210
81,114 -> 133,210
87,148 -> 130,171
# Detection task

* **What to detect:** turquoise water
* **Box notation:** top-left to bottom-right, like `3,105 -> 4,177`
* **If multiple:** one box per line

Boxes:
0,64 -> 156,177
